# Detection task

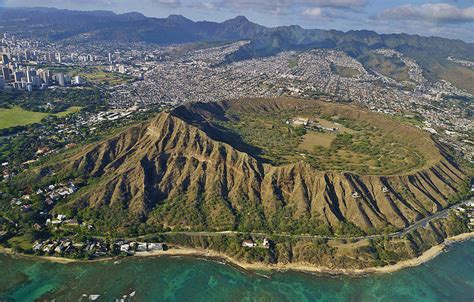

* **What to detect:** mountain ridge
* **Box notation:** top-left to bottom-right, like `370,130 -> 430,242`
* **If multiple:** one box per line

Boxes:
1,7 -> 472,45
29,98 -> 469,235
2,7 -> 472,91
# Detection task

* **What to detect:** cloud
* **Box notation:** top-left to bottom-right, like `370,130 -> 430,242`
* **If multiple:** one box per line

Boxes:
207,0 -> 366,13
201,2 -> 216,10
303,0 -> 366,9
302,7 -> 324,17
150,0 -> 181,7
301,7 -> 336,19
380,3 -> 474,24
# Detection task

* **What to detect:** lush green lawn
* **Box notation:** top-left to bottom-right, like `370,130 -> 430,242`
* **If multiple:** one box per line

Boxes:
0,106 -> 83,129
54,106 -> 82,117
0,106 -> 49,129
7,235 -> 34,251
80,70 -> 132,85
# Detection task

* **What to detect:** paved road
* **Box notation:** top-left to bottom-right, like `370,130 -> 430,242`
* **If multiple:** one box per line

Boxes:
131,198 -> 472,242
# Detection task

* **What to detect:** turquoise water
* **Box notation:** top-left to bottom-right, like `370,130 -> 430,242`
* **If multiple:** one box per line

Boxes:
1,239 -> 473,301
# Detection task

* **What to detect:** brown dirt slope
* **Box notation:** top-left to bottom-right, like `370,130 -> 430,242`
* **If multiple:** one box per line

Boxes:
51,98 -> 468,233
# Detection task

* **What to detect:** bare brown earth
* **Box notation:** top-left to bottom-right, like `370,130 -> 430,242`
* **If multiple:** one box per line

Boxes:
43,97 -> 468,234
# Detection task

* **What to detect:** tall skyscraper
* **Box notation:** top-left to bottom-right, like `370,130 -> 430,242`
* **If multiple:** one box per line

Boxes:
26,69 -> 37,83
38,69 -> 51,84
1,54 -> 9,65
108,53 -> 112,63
57,73 -> 65,87
1,67 -> 11,81
14,70 -> 24,83
57,52 -> 62,63
31,75 -> 41,88
73,75 -> 83,85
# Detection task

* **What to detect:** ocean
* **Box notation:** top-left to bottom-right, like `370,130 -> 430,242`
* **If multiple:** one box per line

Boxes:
1,239 -> 473,301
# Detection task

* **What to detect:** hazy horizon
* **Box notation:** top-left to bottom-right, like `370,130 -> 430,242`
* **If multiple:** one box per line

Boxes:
0,1 -> 473,42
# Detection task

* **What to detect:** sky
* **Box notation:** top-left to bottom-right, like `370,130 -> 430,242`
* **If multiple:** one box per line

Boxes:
0,0 -> 473,42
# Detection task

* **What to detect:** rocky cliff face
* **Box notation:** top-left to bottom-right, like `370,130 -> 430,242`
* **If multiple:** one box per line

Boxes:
53,98 -> 468,234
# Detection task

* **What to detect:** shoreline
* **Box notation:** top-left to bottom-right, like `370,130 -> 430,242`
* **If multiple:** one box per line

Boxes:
1,232 -> 473,276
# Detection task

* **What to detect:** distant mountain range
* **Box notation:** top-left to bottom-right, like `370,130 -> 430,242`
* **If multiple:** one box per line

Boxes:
1,7 -> 474,92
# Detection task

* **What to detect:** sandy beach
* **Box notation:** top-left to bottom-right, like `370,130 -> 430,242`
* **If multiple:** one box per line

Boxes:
1,232 -> 473,275
134,232 -> 474,275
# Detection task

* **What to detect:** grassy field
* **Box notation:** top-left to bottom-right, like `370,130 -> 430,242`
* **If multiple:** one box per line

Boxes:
0,106 -> 49,129
331,64 -> 360,78
80,69 -> 132,86
300,132 -> 335,149
54,106 -> 82,117
0,106 -> 82,129
7,235 -> 34,251
214,109 -> 424,175
46,66 -> 133,86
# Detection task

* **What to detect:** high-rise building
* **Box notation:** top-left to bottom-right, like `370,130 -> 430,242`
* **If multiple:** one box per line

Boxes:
57,73 -> 65,87
21,78 -> 28,89
108,53 -> 112,63
1,67 -> 11,81
31,75 -> 41,88
38,69 -> 51,84
26,69 -> 37,83
0,76 -> 4,90
118,65 -> 126,74
1,54 -> 9,65
73,75 -> 83,85
57,52 -> 62,63
14,70 -> 24,83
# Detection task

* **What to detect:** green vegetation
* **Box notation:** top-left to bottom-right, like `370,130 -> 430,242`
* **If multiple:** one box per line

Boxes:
214,109 -> 425,175
434,63 -> 474,94
390,113 -> 424,127
0,106 -> 83,130
215,110 -> 305,165
330,63 -> 360,78
361,53 -> 410,82
45,65 -> 134,86
0,88 -> 102,113
0,106 -> 49,129
54,106 -> 82,117
287,58 -> 298,68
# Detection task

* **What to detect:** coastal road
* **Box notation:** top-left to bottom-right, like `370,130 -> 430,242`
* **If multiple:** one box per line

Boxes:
130,198 -> 472,242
